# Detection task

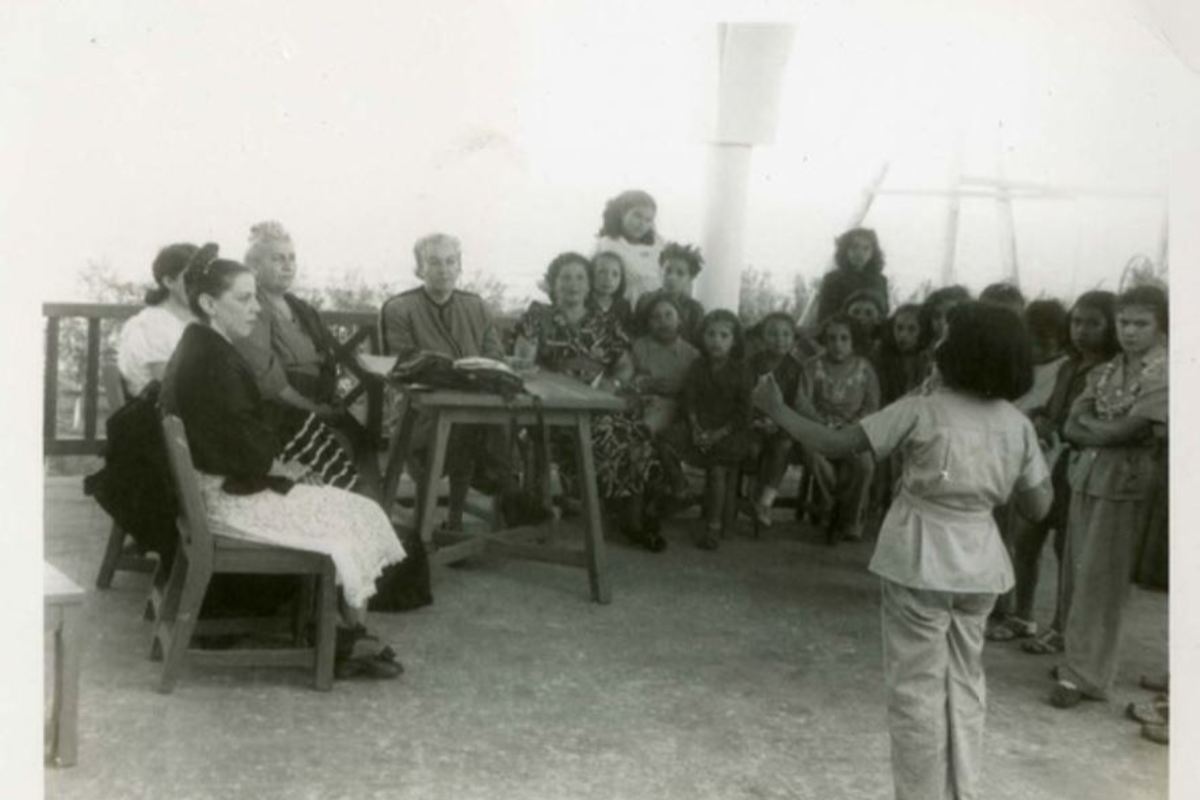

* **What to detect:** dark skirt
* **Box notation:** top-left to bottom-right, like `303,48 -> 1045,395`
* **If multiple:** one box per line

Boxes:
659,420 -> 756,468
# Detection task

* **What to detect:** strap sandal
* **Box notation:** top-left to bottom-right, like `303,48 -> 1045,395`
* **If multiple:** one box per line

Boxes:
986,617 -> 1038,642
1140,722 -> 1168,745
1021,630 -> 1064,655
1126,698 -> 1168,725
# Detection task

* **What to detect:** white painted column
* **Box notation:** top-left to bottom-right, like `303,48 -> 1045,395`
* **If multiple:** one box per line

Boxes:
693,24 -> 795,310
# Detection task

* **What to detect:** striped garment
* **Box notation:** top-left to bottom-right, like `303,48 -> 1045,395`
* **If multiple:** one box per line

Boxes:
279,413 -> 359,490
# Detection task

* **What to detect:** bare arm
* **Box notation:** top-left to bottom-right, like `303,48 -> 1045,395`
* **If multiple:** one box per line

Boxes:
1013,477 -> 1053,523
753,374 -> 870,459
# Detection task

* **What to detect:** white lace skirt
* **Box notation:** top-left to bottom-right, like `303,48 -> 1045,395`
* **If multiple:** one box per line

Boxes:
199,474 -> 406,609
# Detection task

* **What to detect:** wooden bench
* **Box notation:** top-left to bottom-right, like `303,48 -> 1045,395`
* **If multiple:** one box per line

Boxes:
45,563 -> 85,767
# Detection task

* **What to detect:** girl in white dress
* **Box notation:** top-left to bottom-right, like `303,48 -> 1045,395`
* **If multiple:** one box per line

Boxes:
593,189 -> 665,305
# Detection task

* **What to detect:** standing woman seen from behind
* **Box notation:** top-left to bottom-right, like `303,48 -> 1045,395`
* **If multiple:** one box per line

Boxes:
160,245 -> 407,679
753,302 -> 1052,800
117,243 -> 199,396
594,189 -> 665,305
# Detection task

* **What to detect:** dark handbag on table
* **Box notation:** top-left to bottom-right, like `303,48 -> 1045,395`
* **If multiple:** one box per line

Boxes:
389,351 -> 526,399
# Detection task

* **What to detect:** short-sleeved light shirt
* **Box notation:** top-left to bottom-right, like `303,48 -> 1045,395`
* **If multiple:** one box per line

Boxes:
859,389 -> 1050,593
117,305 -> 194,396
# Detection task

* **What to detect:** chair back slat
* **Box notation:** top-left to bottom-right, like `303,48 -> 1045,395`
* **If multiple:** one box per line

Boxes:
160,415 -> 214,565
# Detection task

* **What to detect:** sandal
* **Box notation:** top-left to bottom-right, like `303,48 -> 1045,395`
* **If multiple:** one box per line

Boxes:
1141,722 -> 1169,745
1139,674 -> 1169,694
335,654 -> 403,680
1021,630 -> 1064,655
1126,698 -> 1168,725
696,527 -> 721,551
1049,680 -> 1086,709
986,617 -> 1037,642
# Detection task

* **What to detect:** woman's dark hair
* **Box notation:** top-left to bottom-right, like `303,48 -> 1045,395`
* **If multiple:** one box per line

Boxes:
145,242 -> 199,305
818,313 -> 870,356
752,311 -> 797,342
182,243 -> 252,321
979,282 -> 1027,313
542,252 -> 593,305
659,242 -> 704,277
833,227 -> 885,275
1024,299 -> 1068,351
597,189 -> 657,243
935,301 -> 1033,400
919,284 -> 973,335
639,292 -> 684,333
1116,284 -> 1168,332
698,308 -> 745,361
1069,290 -> 1119,359
879,303 -> 929,356
590,250 -> 627,300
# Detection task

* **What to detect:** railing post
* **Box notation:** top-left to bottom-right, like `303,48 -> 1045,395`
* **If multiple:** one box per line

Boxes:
83,318 -> 101,442
43,317 -> 60,447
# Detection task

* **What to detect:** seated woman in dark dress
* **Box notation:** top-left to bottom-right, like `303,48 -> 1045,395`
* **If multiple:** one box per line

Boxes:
513,252 -> 671,552
234,221 -> 366,492
161,244 -> 407,679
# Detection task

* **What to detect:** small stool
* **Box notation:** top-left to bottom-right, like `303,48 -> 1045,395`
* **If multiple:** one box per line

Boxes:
44,563 -> 85,767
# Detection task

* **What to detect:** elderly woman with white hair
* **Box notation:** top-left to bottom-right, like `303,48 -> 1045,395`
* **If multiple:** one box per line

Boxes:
379,232 -> 512,531
235,221 -> 364,491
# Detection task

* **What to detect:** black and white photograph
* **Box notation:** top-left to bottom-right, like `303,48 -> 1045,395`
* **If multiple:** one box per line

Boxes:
5,0 -> 1198,797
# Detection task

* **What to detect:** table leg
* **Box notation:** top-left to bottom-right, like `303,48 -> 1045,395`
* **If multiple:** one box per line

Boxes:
55,605 -> 81,766
573,415 -> 611,604
417,411 -> 452,547
380,394 -> 414,521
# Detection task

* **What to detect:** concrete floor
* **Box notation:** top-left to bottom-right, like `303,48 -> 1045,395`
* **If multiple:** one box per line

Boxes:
44,476 -> 1168,800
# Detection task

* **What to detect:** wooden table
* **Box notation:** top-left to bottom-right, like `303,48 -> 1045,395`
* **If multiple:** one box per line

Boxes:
360,355 -> 626,604
44,562 -> 84,767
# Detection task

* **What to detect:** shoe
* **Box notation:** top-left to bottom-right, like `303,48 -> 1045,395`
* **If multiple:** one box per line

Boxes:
335,654 -> 403,680
1049,680 -> 1099,709
1022,630 -> 1064,655
752,501 -> 773,529
987,617 -> 1038,642
1139,674 -> 1169,694
1141,722 -> 1169,745
696,527 -> 720,551
1126,699 -> 1168,725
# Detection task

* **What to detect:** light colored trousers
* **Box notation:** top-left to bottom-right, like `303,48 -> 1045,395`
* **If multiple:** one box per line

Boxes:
882,579 -> 997,800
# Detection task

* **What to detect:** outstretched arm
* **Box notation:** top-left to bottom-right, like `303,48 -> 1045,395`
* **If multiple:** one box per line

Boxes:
753,374 -> 870,459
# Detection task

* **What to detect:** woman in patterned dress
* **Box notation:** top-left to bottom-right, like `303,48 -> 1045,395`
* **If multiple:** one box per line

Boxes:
513,252 -> 669,551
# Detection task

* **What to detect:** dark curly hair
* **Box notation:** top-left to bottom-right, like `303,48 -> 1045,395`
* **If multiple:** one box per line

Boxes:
1068,290 -> 1119,359
597,189 -> 657,243
979,282 -> 1027,314
818,313 -> 871,356
935,301 -> 1033,400
541,252 -> 593,305
145,242 -> 199,306
638,292 -> 684,333
659,242 -> 704,277
1116,284 -> 1168,332
919,284 -> 973,337
698,308 -> 746,361
182,243 -> 252,322
833,228 -> 885,275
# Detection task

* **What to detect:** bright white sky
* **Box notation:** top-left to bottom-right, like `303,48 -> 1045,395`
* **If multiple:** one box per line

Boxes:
1,0 -> 1185,305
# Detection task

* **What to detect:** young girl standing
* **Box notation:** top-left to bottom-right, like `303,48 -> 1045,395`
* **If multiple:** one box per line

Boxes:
747,312 -> 804,527
594,189 -> 665,305
753,302 -> 1052,800
1013,292 -> 1119,656
660,310 -> 755,550
796,314 -> 880,543
1050,285 -> 1168,708
815,227 -> 889,324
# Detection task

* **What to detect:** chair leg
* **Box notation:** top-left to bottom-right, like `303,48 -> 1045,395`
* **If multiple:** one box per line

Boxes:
96,523 -> 126,589
313,563 -> 337,691
293,577 -> 316,645
720,467 -> 741,539
156,566 -> 210,694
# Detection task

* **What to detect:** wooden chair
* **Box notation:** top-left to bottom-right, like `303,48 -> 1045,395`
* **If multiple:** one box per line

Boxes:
150,414 -> 338,693
95,361 -> 157,589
